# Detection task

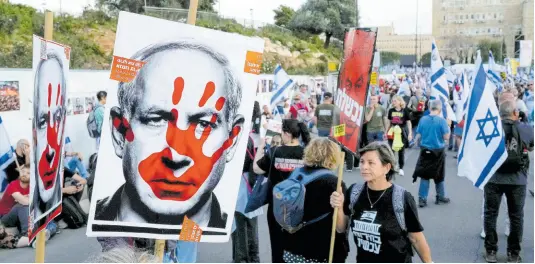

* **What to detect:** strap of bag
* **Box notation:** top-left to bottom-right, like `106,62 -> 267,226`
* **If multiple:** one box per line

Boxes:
242,173 -> 253,195
300,168 -> 335,185
246,135 -> 256,160
392,184 -> 407,232
302,212 -> 331,228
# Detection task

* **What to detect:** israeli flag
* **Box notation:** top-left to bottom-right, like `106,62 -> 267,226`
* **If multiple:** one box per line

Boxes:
487,51 -> 503,92
457,52 -> 508,190
453,71 -> 470,121
0,116 -> 15,192
430,39 -> 457,121
270,65 -> 293,115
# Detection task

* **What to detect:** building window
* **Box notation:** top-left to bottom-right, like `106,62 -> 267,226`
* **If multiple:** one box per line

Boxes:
444,15 -> 446,21
471,14 -> 474,19
494,13 -> 497,19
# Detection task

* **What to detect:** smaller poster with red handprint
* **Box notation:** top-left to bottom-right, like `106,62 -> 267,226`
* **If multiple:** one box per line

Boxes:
86,12 -> 265,242
28,35 -> 70,242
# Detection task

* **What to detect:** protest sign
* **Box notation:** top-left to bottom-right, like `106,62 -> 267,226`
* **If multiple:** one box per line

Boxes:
87,12 -> 265,242
333,28 -> 377,155
28,35 -> 70,242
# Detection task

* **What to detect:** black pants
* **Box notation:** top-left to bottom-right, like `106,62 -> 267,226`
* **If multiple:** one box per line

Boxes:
232,212 -> 260,263
267,205 -> 284,263
388,140 -> 406,169
0,204 -> 29,236
344,149 -> 354,170
484,183 -> 526,254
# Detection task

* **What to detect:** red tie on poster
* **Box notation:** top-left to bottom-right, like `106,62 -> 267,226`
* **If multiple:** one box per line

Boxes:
333,28 -> 377,155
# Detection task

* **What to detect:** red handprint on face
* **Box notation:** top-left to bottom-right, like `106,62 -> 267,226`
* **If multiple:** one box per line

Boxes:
38,83 -> 64,190
138,77 -> 240,201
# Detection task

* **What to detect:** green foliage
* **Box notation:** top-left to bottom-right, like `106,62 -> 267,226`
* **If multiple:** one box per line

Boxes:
477,39 -> 502,63
98,0 -> 217,14
289,0 -> 356,48
420,52 -> 431,66
380,51 -> 401,65
273,5 -> 295,28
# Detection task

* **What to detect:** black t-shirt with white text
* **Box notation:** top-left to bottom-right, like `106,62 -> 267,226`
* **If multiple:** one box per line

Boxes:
344,184 -> 423,263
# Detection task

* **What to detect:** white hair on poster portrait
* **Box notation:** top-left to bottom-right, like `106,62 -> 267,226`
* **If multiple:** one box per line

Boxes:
29,35 -> 70,241
86,12 -> 265,242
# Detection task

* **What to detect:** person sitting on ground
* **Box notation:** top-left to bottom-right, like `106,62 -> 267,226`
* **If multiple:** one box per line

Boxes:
330,141 -> 433,263
63,137 -> 89,179
3,139 -> 30,185
90,246 -> 159,263
0,165 -> 30,247
282,138 -> 349,263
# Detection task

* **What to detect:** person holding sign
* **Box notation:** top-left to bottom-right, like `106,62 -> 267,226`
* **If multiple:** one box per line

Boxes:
330,142 -> 433,263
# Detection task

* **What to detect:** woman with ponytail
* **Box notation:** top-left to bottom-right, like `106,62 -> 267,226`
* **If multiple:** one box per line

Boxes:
252,119 -> 307,262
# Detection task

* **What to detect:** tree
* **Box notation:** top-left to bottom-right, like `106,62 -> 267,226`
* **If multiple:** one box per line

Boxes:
98,0 -> 216,14
380,51 -> 401,65
273,5 -> 295,28
289,0 -> 357,48
420,52 -> 431,66
477,39 -> 502,63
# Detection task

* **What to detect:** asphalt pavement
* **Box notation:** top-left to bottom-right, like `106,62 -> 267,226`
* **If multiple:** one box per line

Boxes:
0,148 -> 533,263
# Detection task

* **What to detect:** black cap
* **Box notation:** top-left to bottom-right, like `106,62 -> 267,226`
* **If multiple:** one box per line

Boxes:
324,92 -> 333,98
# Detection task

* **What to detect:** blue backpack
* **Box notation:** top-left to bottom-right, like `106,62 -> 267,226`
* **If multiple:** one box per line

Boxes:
272,167 -> 334,233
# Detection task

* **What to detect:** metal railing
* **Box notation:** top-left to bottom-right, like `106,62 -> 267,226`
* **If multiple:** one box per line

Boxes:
143,6 -> 292,35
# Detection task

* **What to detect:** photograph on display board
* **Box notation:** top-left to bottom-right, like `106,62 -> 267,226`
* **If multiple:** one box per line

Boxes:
66,97 -> 73,115
0,81 -> 21,112
86,11 -> 264,242
85,96 -> 96,113
73,97 -> 84,115
28,35 -> 71,242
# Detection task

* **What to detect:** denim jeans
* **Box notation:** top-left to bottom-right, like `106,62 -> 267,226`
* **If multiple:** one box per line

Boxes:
366,131 -> 384,143
418,179 -> 445,200
484,183 -> 526,255
232,212 -> 260,263
317,128 -> 330,137
66,158 -> 88,179
0,204 -> 29,236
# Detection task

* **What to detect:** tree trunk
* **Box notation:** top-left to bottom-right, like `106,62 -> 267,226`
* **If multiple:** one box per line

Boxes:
324,32 -> 332,49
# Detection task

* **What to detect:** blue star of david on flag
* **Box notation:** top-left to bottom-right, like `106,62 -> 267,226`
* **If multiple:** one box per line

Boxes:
475,109 -> 500,147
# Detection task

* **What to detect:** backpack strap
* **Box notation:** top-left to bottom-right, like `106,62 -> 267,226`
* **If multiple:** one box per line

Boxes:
349,183 -> 366,214
300,168 -> 335,185
392,184 -> 407,232
302,212 -> 331,228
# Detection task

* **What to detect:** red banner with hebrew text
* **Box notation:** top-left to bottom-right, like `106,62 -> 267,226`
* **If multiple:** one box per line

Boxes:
333,28 -> 377,155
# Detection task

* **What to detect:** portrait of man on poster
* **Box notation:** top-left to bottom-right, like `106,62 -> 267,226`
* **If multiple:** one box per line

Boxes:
94,42 -> 245,229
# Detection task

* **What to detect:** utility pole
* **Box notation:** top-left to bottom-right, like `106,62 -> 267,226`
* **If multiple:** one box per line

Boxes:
355,0 -> 359,27
415,0 -> 419,66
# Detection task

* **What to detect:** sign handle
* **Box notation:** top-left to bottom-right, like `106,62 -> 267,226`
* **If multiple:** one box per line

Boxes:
35,10 -> 54,263
328,150 -> 345,263
154,239 -> 166,262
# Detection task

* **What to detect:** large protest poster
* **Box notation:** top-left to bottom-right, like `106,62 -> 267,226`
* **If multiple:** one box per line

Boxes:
87,12 -> 264,242
333,28 -> 377,155
28,35 -> 71,242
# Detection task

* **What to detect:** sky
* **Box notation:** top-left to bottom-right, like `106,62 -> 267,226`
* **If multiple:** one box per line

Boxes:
10,0 -> 432,35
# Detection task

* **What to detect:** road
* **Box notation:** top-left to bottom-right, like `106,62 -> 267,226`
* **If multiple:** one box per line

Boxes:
1,148 -> 533,263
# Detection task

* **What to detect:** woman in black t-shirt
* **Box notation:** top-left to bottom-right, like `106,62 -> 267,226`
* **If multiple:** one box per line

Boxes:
330,142 -> 432,263
386,95 -> 413,176
282,138 -> 349,263
253,119 -> 310,263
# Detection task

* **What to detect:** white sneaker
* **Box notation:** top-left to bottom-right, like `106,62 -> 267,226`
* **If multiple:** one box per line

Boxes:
480,230 -> 486,239
399,169 -> 405,176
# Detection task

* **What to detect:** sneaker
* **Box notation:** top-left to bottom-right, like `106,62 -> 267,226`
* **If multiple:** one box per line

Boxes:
345,168 -> 353,172
418,198 -> 427,208
399,169 -> 404,176
435,196 -> 451,205
507,252 -> 521,263
31,230 -> 51,248
480,230 -> 486,239
485,251 -> 498,263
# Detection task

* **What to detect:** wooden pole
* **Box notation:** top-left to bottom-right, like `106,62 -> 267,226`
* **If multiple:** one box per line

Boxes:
328,150 -> 345,263
187,0 -> 199,25
154,0 -> 200,261
35,10 -> 54,264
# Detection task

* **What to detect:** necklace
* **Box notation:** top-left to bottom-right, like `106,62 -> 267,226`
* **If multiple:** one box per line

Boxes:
366,185 -> 388,209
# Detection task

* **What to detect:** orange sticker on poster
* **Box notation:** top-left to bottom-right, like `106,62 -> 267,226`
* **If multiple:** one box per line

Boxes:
244,51 -> 263,75
109,56 -> 146,82
178,216 -> 203,242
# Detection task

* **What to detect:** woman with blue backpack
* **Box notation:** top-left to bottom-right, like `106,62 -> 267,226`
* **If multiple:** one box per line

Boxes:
330,142 -> 433,263
276,137 -> 349,263
253,119 -> 310,263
